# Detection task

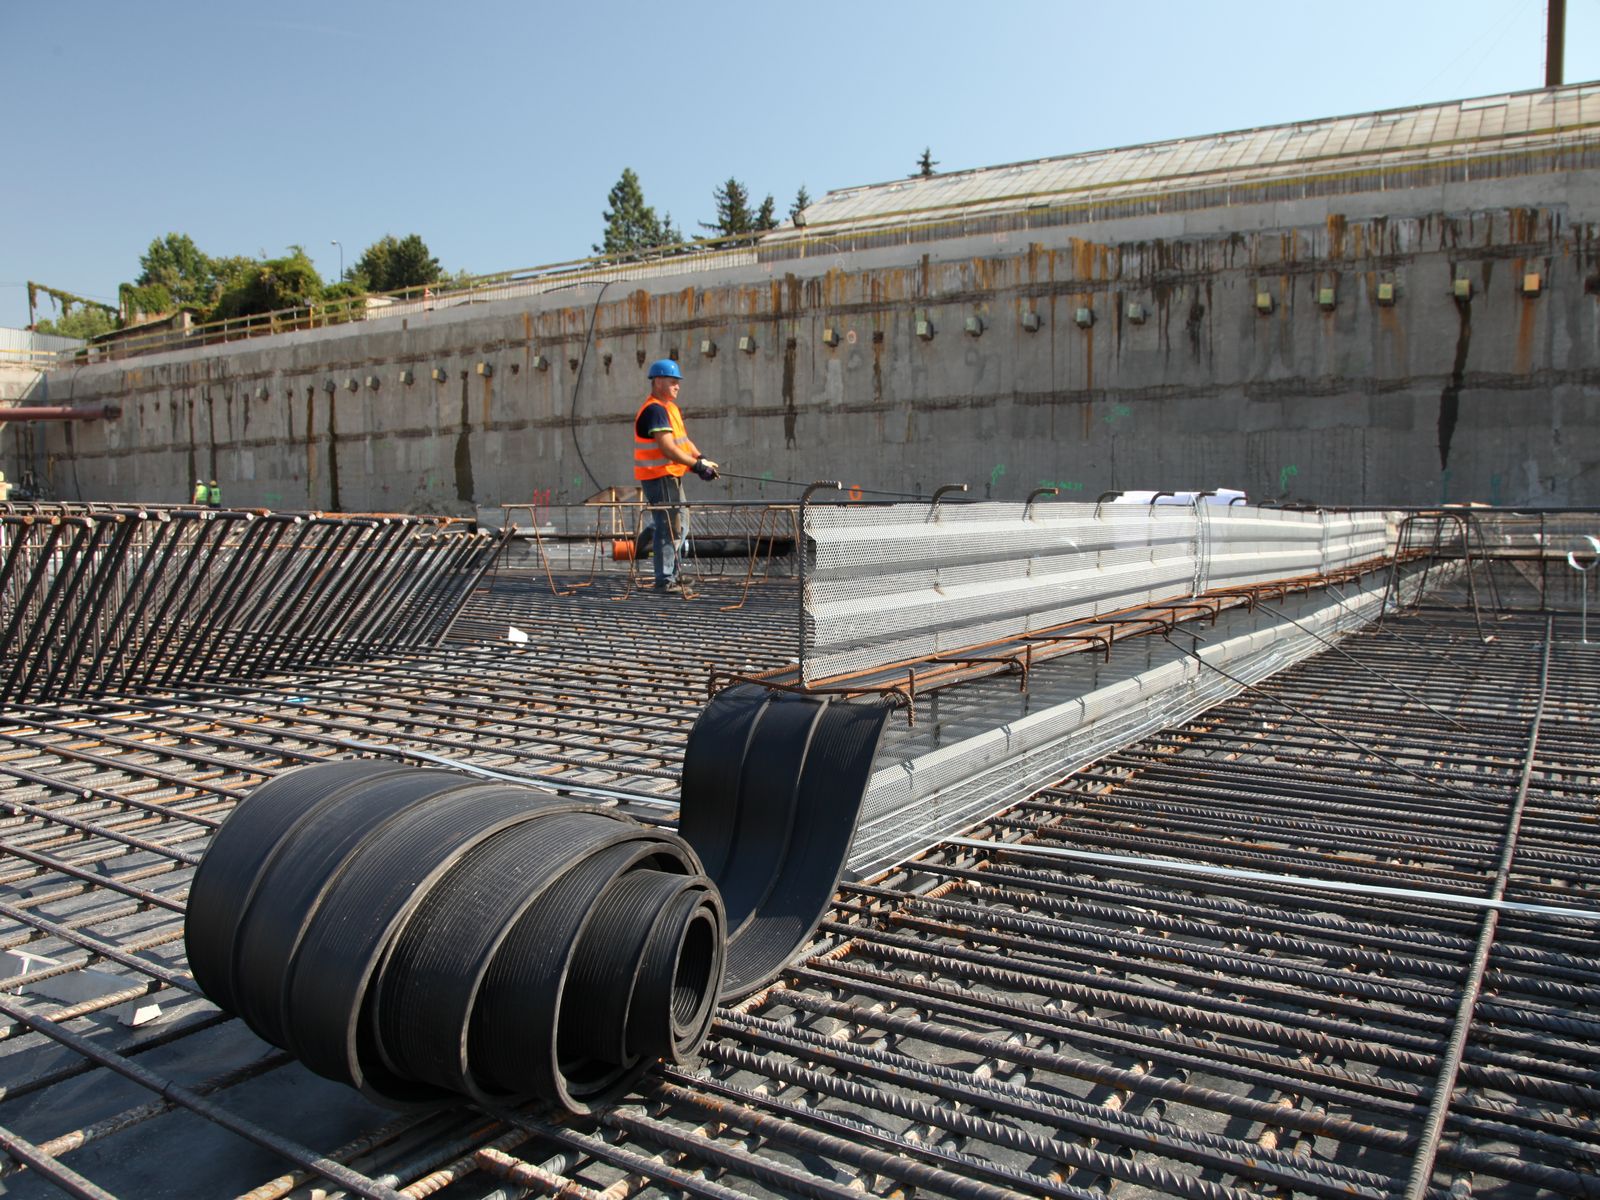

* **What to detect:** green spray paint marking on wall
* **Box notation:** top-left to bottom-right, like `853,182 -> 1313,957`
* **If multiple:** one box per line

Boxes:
990,464 -> 1006,489
1102,404 -> 1133,427
1278,464 -> 1299,493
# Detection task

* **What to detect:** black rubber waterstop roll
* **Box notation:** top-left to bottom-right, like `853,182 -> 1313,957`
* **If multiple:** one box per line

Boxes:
679,684 -> 893,999
184,686 -> 891,1112
185,762 -> 723,1112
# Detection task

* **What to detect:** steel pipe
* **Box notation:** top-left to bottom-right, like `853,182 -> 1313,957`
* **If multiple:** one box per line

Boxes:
0,404 -> 120,421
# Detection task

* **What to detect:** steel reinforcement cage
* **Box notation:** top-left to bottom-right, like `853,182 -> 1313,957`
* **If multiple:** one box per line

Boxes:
0,505 -> 504,704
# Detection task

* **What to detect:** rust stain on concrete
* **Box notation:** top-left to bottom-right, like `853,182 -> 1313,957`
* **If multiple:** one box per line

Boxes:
1326,214 -> 1348,260
628,289 -> 652,329
1069,239 -> 1107,284
1080,292 -> 1095,401
1513,257 -> 1537,376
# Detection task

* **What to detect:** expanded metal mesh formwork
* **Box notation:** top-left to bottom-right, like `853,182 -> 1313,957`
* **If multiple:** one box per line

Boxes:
801,501 -> 1390,684
1199,506 -> 1389,590
0,505 -> 502,704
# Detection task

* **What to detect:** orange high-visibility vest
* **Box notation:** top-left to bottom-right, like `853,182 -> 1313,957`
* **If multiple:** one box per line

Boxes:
633,397 -> 699,481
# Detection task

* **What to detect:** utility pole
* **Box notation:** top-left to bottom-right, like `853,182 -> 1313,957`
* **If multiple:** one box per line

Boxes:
1546,0 -> 1565,87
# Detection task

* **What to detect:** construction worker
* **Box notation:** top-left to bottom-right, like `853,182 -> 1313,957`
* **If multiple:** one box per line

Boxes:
192,479 -> 207,505
206,480 -> 221,508
633,359 -> 718,590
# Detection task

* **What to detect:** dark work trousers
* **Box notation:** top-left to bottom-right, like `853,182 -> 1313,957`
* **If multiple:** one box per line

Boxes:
640,473 -> 687,586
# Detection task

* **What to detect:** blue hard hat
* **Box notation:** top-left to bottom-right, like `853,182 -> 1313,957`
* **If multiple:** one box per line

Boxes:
646,358 -> 682,380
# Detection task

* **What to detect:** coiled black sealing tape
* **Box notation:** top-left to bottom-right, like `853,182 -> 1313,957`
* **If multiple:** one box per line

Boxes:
185,685 -> 890,1112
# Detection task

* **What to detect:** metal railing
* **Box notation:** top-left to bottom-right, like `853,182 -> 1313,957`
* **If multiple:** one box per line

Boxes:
0,346 -> 83,368
43,241 -> 768,366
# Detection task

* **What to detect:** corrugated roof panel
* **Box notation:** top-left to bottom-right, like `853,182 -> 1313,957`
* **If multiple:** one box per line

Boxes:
0,328 -> 84,353
796,80 -> 1598,235
1305,127 -> 1337,158
1331,121 -> 1367,156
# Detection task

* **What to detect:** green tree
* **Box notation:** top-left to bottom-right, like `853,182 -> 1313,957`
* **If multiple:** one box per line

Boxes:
211,246 -> 324,320
118,283 -> 172,320
354,234 -> 443,292
702,177 -> 754,238
594,168 -> 678,256
754,194 -> 778,231
210,254 -> 257,296
136,233 -> 217,310
912,147 -> 939,178
789,184 -> 811,222
35,306 -> 118,339
322,280 -> 367,302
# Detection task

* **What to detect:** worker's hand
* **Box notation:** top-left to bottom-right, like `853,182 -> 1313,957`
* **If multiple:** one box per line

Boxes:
692,457 -> 719,482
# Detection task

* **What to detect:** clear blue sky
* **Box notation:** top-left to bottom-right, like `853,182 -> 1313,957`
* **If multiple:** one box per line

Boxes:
4,0 -> 1597,331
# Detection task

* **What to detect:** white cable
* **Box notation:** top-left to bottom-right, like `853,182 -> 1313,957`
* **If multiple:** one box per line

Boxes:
1567,534 -> 1600,646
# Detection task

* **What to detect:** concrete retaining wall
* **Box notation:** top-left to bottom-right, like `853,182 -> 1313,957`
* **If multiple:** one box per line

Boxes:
15,172 -> 1600,511
0,366 -> 42,404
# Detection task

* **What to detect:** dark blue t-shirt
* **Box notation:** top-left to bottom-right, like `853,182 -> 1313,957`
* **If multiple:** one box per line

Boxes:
636,402 -> 673,440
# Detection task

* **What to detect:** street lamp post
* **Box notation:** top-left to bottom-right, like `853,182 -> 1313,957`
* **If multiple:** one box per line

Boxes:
330,240 -> 343,283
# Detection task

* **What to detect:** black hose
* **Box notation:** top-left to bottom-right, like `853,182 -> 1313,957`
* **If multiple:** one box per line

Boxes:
634,528 -> 795,559
717,469 -> 927,501
567,280 -> 613,495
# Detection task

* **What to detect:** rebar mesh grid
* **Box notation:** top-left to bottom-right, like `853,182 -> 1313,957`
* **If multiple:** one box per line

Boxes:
0,569 -> 1594,1198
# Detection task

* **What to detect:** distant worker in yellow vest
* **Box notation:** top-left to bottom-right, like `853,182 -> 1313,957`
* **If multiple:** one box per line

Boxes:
633,359 -> 718,591
192,479 -> 207,505
206,480 -> 220,507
